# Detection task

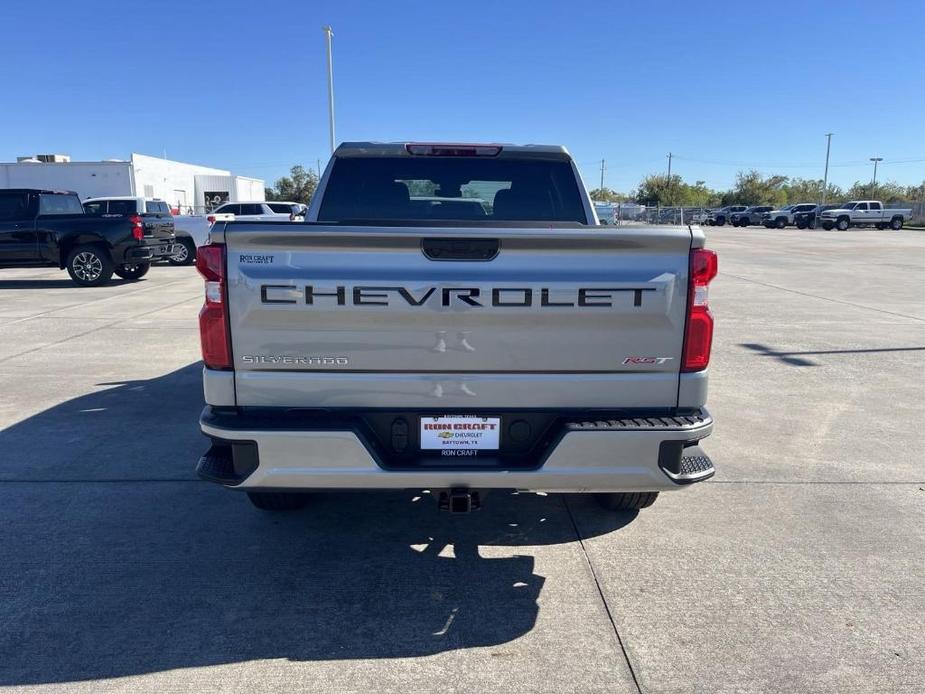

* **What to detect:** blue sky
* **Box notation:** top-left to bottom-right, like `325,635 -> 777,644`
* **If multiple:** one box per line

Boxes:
1,0 -> 922,193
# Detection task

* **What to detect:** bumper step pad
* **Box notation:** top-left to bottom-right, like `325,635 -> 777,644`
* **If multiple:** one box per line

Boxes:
679,454 -> 713,476
566,411 -> 711,431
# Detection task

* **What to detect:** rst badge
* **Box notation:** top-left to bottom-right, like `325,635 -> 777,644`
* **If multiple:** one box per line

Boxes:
623,356 -> 673,365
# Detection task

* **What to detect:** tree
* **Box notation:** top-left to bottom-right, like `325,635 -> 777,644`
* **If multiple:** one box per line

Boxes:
266,165 -> 319,204
846,180 -> 907,202
634,174 -> 720,207
588,187 -> 628,203
403,179 -> 437,197
905,181 -> 925,202
721,170 -> 788,206
781,178 -> 844,204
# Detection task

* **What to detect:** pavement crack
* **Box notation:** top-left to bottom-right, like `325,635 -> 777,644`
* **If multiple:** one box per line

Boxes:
563,496 -> 643,694
0,293 -> 199,364
0,277 -> 193,327
723,273 -> 925,323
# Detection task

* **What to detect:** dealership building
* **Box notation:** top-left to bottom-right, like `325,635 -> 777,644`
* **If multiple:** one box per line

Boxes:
0,153 -> 265,213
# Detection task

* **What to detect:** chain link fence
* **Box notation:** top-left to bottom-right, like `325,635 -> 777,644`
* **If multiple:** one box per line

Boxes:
595,202 -> 925,226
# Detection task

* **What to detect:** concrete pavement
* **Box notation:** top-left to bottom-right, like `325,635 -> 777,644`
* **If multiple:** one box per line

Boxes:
0,228 -> 923,692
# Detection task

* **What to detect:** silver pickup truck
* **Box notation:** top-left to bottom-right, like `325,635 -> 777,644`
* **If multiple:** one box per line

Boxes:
194,142 -> 717,514
819,200 -> 911,231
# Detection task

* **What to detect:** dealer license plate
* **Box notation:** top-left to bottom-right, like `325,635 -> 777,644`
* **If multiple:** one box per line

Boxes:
420,416 -> 501,452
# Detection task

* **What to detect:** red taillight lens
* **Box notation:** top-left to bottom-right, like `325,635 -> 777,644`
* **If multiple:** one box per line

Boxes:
129,214 -> 144,240
196,244 -> 232,370
207,215 -> 216,224
681,248 -> 718,372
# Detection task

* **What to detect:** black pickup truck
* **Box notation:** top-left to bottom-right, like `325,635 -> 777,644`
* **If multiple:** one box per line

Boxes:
0,189 -> 180,286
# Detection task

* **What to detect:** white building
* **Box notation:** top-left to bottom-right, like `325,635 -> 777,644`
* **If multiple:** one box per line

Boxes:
0,153 -> 265,213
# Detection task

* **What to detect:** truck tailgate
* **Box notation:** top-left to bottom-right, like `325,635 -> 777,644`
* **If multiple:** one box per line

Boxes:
220,224 -> 694,408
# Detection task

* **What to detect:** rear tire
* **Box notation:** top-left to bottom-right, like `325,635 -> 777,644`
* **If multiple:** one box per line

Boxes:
796,220 -> 807,229
246,491 -> 310,511
65,244 -> 114,287
113,263 -> 150,280
890,217 -> 903,230
594,492 -> 659,511
167,238 -> 196,266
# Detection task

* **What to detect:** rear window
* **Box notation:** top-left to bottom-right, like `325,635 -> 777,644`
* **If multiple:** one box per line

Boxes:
267,203 -> 296,214
107,200 -> 138,215
83,201 -> 106,215
318,156 -> 587,223
38,194 -> 85,215
145,200 -> 171,214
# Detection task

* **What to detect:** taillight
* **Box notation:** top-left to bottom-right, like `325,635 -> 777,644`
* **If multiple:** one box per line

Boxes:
681,248 -> 718,372
129,214 -> 144,240
196,244 -> 232,369
207,215 -> 216,224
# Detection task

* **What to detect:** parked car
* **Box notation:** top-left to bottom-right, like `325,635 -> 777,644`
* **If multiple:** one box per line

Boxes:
210,201 -> 303,221
818,201 -> 912,231
289,203 -> 308,221
82,196 -> 196,266
730,206 -> 774,227
0,189 -> 179,286
194,141 -> 717,514
705,205 -> 747,226
793,204 -> 839,229
760,203 -> 819,229
689,208 -> 713,225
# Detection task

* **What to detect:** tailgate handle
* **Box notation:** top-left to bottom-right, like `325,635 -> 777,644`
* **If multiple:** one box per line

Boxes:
422,238 -> 499,261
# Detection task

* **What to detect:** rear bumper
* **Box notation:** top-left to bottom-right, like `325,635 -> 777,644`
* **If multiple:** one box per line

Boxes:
125,242 -> 181,262
198,406 -> 714,493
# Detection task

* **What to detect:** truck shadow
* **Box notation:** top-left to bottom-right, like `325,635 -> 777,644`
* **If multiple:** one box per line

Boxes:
0,363 -> 636,686
0,278 -> 149,290
740,342 -> 925,367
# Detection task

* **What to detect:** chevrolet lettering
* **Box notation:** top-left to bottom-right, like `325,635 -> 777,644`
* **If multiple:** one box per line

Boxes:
260,284 -> 657,308
195,141 -> 717,516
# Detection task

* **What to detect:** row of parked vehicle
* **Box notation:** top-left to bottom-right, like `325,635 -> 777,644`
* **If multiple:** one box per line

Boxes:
0,188 -> 306,287
701,201 -> 911,230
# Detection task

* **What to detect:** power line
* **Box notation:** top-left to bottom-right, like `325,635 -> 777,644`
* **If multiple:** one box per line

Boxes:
670,154 -> 923,169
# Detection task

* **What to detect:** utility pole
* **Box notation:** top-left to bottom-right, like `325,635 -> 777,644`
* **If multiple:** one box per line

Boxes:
666,152 -> 673,205
323,25 -> 336,154
599,159 -> 605,197
870,157 -> 883,186
316,158 -> 322,179
822,133 -> 832,205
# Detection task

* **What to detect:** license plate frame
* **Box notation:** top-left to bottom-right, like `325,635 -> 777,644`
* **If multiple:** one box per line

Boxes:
420,415 -> 501,452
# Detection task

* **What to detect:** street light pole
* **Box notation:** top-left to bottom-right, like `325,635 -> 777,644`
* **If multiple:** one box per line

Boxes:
869,157 -> 883,186
822,133 -> 832,205
323,25 -> 336,154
